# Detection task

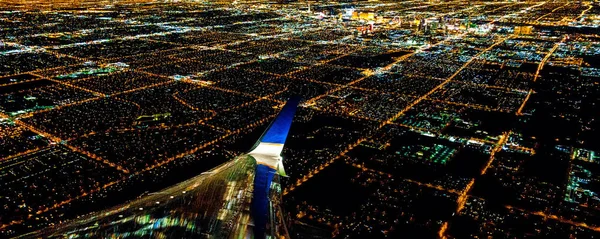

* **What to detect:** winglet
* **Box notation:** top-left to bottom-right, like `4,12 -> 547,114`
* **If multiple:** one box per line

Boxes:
248,97 -> 300,175
257,96 -> 301,146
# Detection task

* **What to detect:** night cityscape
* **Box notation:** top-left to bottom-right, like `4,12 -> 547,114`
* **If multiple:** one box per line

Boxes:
1,0 -> 600,238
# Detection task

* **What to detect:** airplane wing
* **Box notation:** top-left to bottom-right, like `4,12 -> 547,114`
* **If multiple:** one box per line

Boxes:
17,98 -> 301,239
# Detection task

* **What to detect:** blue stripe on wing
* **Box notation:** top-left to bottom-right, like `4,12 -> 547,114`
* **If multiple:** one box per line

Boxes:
252,164 -> 277,239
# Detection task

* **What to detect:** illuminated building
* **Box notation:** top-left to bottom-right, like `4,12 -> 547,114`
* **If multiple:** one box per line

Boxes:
514,26 -> 533,35
352,12 -> 375,21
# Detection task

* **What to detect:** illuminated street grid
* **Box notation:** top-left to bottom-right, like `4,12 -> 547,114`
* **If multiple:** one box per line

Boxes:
0,0 -> 599,238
